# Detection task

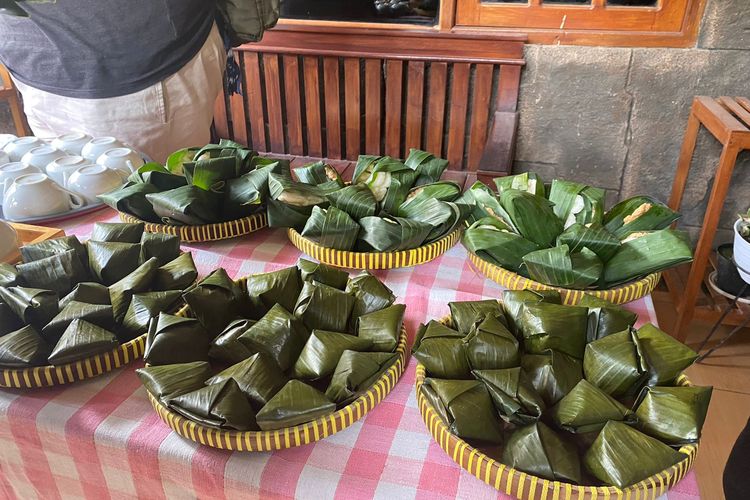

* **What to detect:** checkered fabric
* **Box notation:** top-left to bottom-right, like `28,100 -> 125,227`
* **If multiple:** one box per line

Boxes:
0,209 -> 701,499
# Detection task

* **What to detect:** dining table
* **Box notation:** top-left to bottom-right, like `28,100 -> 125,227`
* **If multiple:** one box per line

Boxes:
0,208 -> 701,499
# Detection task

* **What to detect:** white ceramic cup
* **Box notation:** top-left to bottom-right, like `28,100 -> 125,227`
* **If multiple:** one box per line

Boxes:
2,173 -> 85,220
66,164 -> 127,204
21,145 -> 67,171
51,132 -> 93,156
81,136 -> 125,162
0,134 -> 17,151
3,136 -> 44,162
95,147 -> 144,174
734,219 -> 750,285
46,155 -> 93,186
0,162 -> 41,201
0,220 -> 19,262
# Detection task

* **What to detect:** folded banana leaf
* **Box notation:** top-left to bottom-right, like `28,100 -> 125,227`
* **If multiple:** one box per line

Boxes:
326,184 -> 377,220
522,245 -> 603,290
256,379 -> 337,431
208,319 -> 257,365
466,186 -> 516,229
397,181 -> 462,218
223,165 -> 273,219
109,257 -> 159,323
494,172 -> 545,197
293,281 -> 355,333
300,206 -> 360,251
0,263 -> 19,287
502,421 -> 581,483
189,155 -> 242,193
153,252 -> 198,291
405,199 -> 470,244
129,163 -> 188,191
579,294 -> 638,341
144,313 -> 210,365
266,197 -> 313,230
237,304 -> 308,371
140,232 -> 181,266
245,266 -> 302,317
583,330 -> 646,398
98,182 -> 160,222
166,147 -> 198,174
90,222 -> 144,243
548,179 -> 589,228
462,217 -> 540,273
521,350 -> 583,406
0,301 -> 23,336
500,189 -> 564,247
603,229 -> 693,286
346,271 -> 396,324
87,241 -> 142,285
421,378 -> 503,443
474,368 -> 546,425
352,156 -> 410,196
166,378 -> 258,431
298,259 -> 349,290
404,149 -> 449,185
47,319 -> 119,365
291,329 -> 373,380
635,323 -> 698,385
294,161 -> 345,188
412,321 -> 471,379
518,302 -> 589,359
136,361 -> 212,401
584,420 -> 685,488
0,325 -> 50,367
41,301 -> 115,345
358,216 -> 431,252
60,282 -> 111,309
550,379 -> 634,433
120,290 -> 182,342
206,353 -> 288,409
556,223 -> 621,263
269,172 -> 328,210
183,268 -> 245,337
20,236 -> 88,270
325,350 -> 398,404
634,385 -> 712,444
16,249 -> 89,296
603,196 -> 680,239
449,299 -> 505,335
0,286 -> 59,330
577,186 -> 606,226
146,185 -> 222,226
463,314 -> 520,370
356,303 -> 405,352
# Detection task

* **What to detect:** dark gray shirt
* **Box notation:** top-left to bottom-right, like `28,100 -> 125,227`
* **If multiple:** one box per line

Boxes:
0,0 -> 217,99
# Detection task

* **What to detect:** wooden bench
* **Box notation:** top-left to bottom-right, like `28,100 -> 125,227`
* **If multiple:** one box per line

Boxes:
212,27 -> 526,185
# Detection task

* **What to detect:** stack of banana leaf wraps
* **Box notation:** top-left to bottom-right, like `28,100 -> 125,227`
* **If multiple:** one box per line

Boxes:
99,139 -> 285,226
413,293 -> 712,488
267,149 -> 469,252
461,172 -> 694,289
137,259 -> 405,432
0,222 -> 198,369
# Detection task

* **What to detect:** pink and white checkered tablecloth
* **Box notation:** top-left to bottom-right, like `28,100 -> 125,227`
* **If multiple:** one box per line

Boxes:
0,209 -> 701,500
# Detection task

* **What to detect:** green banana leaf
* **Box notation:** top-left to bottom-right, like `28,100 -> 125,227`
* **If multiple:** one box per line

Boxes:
346,271 -> 396,325
583,329 -> 646,398
462,217 -> 540,273
86,241 -> 142,285
520,350 -> 583,406
300,206 -> 360,251
397,181 -> 462,218
556,223 -> 621,263
548,179 -> 588,227
90,222 -> 144,243
635,323 -> 698,385
47,319 -> 119,365
550,379 -> 634,433
325,350 -> 398,404
356,303 -> 405,353
379,170 -> 420,215
98,183 -> 160,222
190,155 -> 242,192
166,378 -> 258,431
500,189 -> 564,247
412,321 -> 471,379
404,199 -> 470,244
0,301 -> 23,336
120,291 -> 182,342
603,229 -> 693,286
140,232 -> 181,266
16,250 -> 89,296
502,421 -> 581,483
20,235 -> 88,269
256,380 -> 336,431
298,259 -> 349,290
209,319 -> 257,365
266,197 -> 313,230
269,172 -> 328,208
128,164 -> 188,191
237,304 -> 308,371
358,215 -> 431,252
183,268 -> 245,337
404,149 -> 449,185
448,299 -> 505,335
146,185 -> 222,226
206,353 -> 287,410
576,186 -> 606,226
144,313 -> 210,365
153,252 -> 198,291
634,385 -> 713,445
0,325 -> 50,367
294,161 -> 345,188
469,187 -> 516,229
326,184 -> 378,220
474,367 -> 546,425
463,314 -> 520,370
109,257 -> 159,323
166,147 -> 199,174
245,266 -> 302,317
518,302 -> 589,359
0,286 -> 59,330
293,281 -> 355,333
223,163 -> 274,219
603,196 -> 680,238
291,329 -> 372,380
136,361 -> 212,401
0,263 -> 19,287
41,301 -> 115,345
522,245 -> 603,290
579,294 -> 638,341
494,172 -> 545,197
60,282 -> 110,309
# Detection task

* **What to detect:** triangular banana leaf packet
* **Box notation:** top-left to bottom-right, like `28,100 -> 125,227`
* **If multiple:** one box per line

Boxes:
494,172 -> 546,197
120,290 -> 182,342
129,164 -> 189,192
521,350 -> 583,406
99,183 -> 161,222
463,313 -> 519,371
518,302 -> 589,359
500,189 -> 564,247
256,379 -> 337,431
294,161 -> 344,188
293,281 -> 355,333
635,323 -> 698,385
20,236 -> 88,271
291,329 -> 373,380
356,303 -> 405,352
266,197 -> 314,230
41,301 -> 115,345
153,252 -> 198,291
465,184 -> 516,228
449,299 -> 506,335
396,181 -> 462,218
223,164 -> 273,219
267,173 -> 328,229
579,294 -> 638,341
0,263 -> 19,287
16,249 -> 89,296
357,215 -> 431,252
300,206 -> 360,251
140,232 -> 181,266
502,289 -> 562,336
346,271 -> 396,324
556,223 -> 620,262
60,282 -> 111,309
0,325 -> 50,367
473,367 -> 546,425
421,378 -> 503,443
87,241 -> 142,285
462,216 -> 540,273
209,319 -> 257,365
236,304 -> 308,371
0,286 -> 59,330
548,179 -> 589,227
166,378 -> 258,431
245,266 -> 302,318
583,329 -> 646,398
550,379 -> 634,434
109,257 -> 159,323
603,229 -> 693,286
144,313 -> 210,365
584,420 -> 685,488
522,245 -> 603,290
412,321 -> 471,379
404,148 -> 449,185
48,319 -> 119,365
326,184 -> 377,220
298,259 -> 349,290
183,268 -> 245,337
502,421 -> 581,484
603,196 -> 680,239
325,350 -> 398,404
634,385 -> 713,445
0,300 -> 23,336
146,185 -> 222,226
90,222 -> 144,243
137,361 -> 212,401
206,353 -> 288,409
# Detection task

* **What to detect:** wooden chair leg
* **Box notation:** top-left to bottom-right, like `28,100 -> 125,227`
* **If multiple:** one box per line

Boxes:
8,93 -> 29,136
668,108 -> 701,211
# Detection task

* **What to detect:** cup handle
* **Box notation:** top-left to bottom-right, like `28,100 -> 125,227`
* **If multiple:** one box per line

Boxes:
56,185 -> 86,209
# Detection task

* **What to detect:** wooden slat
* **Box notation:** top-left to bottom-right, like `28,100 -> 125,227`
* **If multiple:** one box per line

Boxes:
323,57 -> 342,159
497,64 -> 522,112
364,59 -> 382,155
343,58 -> 361,160
263,54 -> 285,153
446,63 -> 470,168
405,61 -> 425,154
719,96 -> 750,130
467,64 -> 493,170
425,62 -> 448,155
243,52 -> 266,151
283,55 -> 304,155
212,92 -> 230,141
303,57 -> 323,158
479,64 -> 523,175
384,60 -> 404,158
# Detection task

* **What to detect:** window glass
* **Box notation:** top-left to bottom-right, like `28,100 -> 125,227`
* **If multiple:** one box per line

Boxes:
281,0 -> 440,25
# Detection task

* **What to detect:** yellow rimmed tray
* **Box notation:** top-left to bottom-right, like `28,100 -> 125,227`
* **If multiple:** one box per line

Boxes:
468,251 -> 661,305
287,227 -> 462,270
119,211 -> 268,243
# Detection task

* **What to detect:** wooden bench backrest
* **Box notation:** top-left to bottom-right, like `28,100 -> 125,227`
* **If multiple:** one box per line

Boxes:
213,27 -> 526,181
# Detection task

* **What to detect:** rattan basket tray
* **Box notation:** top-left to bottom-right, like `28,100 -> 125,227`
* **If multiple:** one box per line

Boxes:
119,211 -> 268,243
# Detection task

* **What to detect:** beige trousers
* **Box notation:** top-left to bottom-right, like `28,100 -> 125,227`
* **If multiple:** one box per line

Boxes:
13,23 -> 225,164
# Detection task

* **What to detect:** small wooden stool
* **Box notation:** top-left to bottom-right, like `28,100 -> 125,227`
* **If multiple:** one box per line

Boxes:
666,96 -> 750,341
0,64 -> 30,136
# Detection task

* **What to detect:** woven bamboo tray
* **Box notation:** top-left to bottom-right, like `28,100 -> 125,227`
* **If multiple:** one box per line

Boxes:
468,252 -> 661,306
119,211 -> 268,243
287,227 -> 461,270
